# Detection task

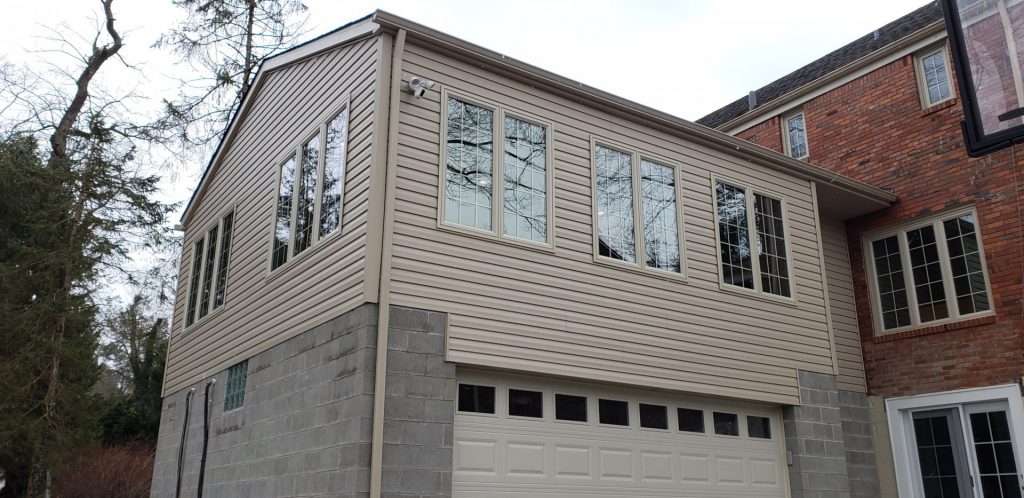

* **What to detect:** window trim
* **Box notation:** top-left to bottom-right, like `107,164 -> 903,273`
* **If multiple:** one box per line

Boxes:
184,205 -> 238,331
710,174 -> 797,303
864,206 -> 994,335
437,88 -> 556,252
781,110 -> 809,160
589,135 -> 688,280
914,44 -> 956,108
266,97 -> 350,276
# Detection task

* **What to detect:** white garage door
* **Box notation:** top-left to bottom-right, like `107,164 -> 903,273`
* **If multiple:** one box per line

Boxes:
454,371 -> 789,498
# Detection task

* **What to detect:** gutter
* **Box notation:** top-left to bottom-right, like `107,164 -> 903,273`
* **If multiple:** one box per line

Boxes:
371,11 -> 895,208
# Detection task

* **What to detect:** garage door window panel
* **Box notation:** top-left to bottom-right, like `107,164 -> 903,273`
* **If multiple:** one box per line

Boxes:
748,415 -> 772,439
678,408 -> 705,433
458,384 -> 495,414
640,403 -> 669,430
555,394 -> 588,423
714,412 -> 740,436
599,399 -> 630,426
508,388 -> 543,418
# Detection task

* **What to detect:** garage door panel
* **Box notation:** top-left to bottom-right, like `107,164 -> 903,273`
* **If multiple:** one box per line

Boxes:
454,371 -> 789,497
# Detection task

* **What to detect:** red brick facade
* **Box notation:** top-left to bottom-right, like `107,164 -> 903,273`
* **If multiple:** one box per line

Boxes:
733,49 -> 1024,398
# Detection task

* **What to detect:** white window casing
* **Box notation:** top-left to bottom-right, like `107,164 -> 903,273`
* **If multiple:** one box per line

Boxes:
915,45 -> 955,108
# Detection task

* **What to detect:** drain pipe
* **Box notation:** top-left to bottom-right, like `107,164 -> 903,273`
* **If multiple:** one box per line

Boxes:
368,27 -> 406,498
174,388 -> 194,498
196,379 -> 215,498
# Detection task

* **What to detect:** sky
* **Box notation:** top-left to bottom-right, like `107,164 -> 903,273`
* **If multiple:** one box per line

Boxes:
2,0 -> 929,298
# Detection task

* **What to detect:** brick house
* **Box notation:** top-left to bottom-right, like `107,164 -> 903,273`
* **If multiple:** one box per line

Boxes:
700,2 -> 1024,497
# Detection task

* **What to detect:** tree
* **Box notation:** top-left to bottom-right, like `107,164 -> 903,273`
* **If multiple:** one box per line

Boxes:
157,0 -> 308,148
0,0 -> 174,494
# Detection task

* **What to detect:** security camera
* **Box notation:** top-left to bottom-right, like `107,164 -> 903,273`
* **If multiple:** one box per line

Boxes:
407,76 -> 434,99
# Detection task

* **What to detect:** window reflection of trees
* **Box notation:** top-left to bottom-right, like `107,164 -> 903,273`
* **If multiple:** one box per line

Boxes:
754,195 -> 791,297
294,135 -> 320,256
715,182 -> 754,289
445,99 -> 493,230
271,157 -> 295,269
596,146 -> 635,262
641,161 -> 680,272
320,109 -> 347,238
503,117 -> 547,242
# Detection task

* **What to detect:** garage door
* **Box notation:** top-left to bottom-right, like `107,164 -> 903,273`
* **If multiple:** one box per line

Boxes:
454,371 -> 789,497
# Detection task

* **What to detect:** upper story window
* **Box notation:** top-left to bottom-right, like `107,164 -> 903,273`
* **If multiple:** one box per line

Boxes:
916,46 -> 954,107
713,180 -> 792,298
186,210 -> 235,327
867,208 -> 992,333
594,142 -> 683,274
782,111 -> 808,159
441,93 -> 553,246
270,105 -> 349,271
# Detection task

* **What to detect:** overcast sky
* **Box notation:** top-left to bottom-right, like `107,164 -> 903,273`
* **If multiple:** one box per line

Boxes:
3,0 -> 928,297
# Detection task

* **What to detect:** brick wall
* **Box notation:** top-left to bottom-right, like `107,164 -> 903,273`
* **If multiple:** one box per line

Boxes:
735,50 -> 1024,398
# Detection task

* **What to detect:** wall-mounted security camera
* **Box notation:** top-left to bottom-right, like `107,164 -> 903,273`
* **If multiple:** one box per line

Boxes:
407,76 -> 435,99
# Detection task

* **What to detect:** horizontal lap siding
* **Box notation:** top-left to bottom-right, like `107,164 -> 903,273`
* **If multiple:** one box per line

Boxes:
388,43 -> 836,406
822,218 -> 868,392
164,38 -> 379,395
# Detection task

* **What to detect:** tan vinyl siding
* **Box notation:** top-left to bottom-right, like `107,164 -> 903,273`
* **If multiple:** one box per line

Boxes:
163,37 -> 380,395
388,42 -> 837,405
821,217 -> 868,392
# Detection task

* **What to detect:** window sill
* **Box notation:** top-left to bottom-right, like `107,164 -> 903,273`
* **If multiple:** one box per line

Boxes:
437,221 -> 556,255
718,282 -> 799,308
921,98 -> 958,117
592,255 -> 688,284
871,313 -> 997,343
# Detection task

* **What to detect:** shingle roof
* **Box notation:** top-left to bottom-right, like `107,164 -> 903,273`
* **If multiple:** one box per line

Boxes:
696,2 -> 943,129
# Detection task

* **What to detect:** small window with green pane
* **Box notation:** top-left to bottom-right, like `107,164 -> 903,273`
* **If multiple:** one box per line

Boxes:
224,360 -> 248,411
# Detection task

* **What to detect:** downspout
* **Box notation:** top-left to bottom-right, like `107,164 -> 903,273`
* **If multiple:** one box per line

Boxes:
174,388 -> 194,498
196,379 -> 215,498
369,27 -> 407,498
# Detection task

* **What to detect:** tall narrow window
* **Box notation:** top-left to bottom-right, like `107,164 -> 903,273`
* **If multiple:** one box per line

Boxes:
714,181 -> 791,297
783,112 -> 808,159
186,239 -> 204,327
213,212 -> 234,309
868,209 -> 992,333
641,161 -> 681,272
271,157 -> 295,270
224,360 -> 248,411
716,182 -> 754,290
917,48 -> 953,107
294,134 -> 319,256
198,226 -> 218,319
503,116 -> 547,243
754,194 -> 791,297
320,108 -> 348,238
445,98 -> 493,231
595,145 -> 635,263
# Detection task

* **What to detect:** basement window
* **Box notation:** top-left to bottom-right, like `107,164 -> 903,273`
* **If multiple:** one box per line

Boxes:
224,360 -> 248,412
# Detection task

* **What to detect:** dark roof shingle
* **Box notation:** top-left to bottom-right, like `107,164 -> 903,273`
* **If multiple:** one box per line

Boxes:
697,2 -> 943,129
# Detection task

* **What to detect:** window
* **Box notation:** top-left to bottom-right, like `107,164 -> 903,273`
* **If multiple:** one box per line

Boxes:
747,415 -> 772,439
270,105 -> 349,271
442,94 -> 552,245
458,384 -> 495,413
713,412 -> 739,436
598,399 -> 629,426
224,360 -> 248,411
916,47 -> 954,107
594,143 -> 683,274
508,389 -> 543,418
782,111 -> 808,159
639,403 -> 668,429
678,408 -> 705,433
186,210 -> 236,328
714,180 -> 792,298
867,209 -> 991,332
555,394 -> 588,422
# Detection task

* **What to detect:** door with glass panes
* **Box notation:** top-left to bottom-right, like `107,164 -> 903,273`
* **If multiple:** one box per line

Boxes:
911,402 -> 1023,497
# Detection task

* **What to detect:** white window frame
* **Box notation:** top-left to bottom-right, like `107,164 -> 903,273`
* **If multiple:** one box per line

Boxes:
710,175 -> 797,302
589,136 -> 687,279
438,88 -> 556,251
864,207 -> 994,335
266,97 -> 350,274
781,110 -> 809,160
185,206 -> 236,330
887,384 -> 1024,498
915,45 -> 956,108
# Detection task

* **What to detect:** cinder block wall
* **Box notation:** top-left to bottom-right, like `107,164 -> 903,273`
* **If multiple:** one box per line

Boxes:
151,303 -> 379,498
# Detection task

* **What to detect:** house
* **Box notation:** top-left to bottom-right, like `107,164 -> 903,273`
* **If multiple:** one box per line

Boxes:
700,2 -> 1024,497
152,10 -> 900,498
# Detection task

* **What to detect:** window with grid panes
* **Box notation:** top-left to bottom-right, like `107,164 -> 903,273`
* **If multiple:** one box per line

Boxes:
714,180 -> 791,297
867,209 -> 991,332
224,360 -> 248,411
